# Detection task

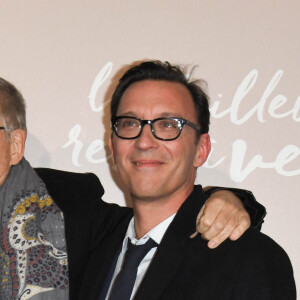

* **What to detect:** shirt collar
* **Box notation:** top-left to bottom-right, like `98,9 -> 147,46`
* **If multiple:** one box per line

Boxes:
122,213 -> 176,250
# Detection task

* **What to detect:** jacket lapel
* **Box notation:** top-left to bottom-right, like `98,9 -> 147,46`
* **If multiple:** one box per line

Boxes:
79,214 -> 131,300
134,186 -> 206,300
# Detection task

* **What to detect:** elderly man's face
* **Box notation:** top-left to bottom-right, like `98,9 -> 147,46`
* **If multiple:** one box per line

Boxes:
110,80 -> 210,203
0,120 -> 12,185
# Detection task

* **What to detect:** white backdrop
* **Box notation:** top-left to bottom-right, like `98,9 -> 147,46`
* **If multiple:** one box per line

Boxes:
1,0 -> 299,288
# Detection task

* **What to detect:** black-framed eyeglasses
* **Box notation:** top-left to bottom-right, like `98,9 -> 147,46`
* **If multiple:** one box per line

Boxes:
111,116 -> 201,141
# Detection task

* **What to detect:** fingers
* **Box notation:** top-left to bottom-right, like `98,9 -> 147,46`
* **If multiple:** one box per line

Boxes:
196,190 -> 251,249
196,203 -> 206,228
206,213 -> 238,248
229,214 -> 251,241
205,211 -> 251,249
202,211 -> 236,240
196,198 -> 225,240
190,204 -> 206,238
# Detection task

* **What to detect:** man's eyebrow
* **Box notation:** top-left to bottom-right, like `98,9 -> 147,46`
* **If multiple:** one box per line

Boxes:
159,112 -> 183,118
116,111 -> 136,117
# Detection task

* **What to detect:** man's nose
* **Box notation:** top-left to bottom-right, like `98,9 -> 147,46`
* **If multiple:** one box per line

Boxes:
134,124 -> 158,150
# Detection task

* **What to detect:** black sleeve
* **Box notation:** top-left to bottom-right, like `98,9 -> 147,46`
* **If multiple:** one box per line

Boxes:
203,187 -> 267,230
34,167 -> 132,245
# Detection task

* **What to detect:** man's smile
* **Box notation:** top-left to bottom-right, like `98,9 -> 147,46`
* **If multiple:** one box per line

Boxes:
132,159 -> 165,168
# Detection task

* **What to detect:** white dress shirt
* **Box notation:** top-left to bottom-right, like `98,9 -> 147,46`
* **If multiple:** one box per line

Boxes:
105,213 -> 176,300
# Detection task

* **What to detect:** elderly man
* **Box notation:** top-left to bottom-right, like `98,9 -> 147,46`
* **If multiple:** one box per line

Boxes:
0,76 -> 265,300
80,61 -> 296,299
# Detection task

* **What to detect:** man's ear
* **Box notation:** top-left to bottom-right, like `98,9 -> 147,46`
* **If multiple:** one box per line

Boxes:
10,129 -> 26,166
194,133 -> 211,168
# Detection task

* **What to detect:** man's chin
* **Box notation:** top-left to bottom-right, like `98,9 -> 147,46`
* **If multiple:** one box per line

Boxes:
130,186 -> 162,202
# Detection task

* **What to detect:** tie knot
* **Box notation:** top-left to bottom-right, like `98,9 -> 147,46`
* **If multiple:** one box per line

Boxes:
124,238 -> 158,268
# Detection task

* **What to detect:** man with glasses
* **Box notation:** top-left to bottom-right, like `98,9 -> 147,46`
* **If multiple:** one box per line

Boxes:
80,61 -> 295,299
0,76 -> 269,300
1,77 -> 270,300
0,76 -> 266,300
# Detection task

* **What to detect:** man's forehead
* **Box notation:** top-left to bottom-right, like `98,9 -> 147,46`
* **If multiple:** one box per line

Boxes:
124,79 -> 188,93
118,80 -> 196,120
120,80 -> 192,104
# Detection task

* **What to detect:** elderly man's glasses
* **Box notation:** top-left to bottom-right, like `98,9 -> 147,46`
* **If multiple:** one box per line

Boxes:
111,116 -> 201,141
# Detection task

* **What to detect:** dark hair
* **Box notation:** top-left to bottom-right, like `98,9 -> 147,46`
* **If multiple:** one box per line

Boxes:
0,77 -> 27,134
111,60 -> 210,135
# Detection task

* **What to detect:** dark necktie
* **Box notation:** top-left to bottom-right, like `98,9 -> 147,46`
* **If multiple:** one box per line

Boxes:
108,238 -> 158,300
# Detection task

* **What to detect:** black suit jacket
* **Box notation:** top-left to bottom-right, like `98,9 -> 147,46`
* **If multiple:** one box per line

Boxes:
34,168 -> 270,299
80,186 -> 296,300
